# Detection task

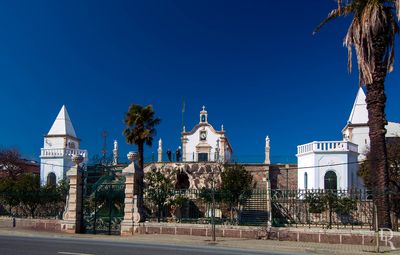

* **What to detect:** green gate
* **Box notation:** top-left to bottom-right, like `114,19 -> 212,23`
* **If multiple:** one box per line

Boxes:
82,165 -> 125,235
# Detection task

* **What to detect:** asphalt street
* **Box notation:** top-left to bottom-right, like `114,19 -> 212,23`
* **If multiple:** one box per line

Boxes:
0,235 -> 295,255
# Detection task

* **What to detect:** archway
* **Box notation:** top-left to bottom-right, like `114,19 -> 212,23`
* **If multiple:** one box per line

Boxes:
175,171 -> 190,190
324,171 -> 337,190
47,172 -> 57,186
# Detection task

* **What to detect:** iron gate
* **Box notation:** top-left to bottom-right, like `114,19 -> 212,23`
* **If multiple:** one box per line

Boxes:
82,166 -> 125,235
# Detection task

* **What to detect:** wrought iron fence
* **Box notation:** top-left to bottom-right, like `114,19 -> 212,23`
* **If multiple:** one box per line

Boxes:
141,188 -> 384,229
0,175 -> 67,219
0,190 -> 66,219
143,189 -> 270,226
271,189 -> 374,229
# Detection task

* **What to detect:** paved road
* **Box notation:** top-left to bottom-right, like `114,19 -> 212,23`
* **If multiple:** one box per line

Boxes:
0,235 -> 294,255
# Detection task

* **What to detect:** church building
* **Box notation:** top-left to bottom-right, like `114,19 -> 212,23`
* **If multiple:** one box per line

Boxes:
180,106 -> 232,162
297,87 -> 400,190
40,105 -> 88,186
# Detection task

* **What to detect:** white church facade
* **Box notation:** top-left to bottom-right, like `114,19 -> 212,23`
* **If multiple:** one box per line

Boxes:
40,105 -> 88,186
297,88 -> 400,190
180,106 -> 233,163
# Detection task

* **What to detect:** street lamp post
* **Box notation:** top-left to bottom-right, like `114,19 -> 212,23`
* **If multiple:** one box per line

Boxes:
211,177 -> 216,242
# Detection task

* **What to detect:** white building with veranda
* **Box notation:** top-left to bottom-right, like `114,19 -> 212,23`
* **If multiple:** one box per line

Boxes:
40,105 -> 88,186
297,87 -> 400,190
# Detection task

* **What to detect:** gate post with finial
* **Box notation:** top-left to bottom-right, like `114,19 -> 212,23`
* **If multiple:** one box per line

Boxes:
121,151 -> 144,235
61,155 -> 84,233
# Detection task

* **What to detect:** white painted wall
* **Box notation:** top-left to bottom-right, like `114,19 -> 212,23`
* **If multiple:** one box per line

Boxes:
298,153 -> 315,190
40,158 -> 72,185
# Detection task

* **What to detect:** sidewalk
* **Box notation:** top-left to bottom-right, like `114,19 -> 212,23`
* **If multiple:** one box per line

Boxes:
0,228 -> 397,255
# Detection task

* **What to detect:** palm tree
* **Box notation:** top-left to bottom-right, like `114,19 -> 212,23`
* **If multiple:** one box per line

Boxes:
314,0 -> 400,229
123,104 -> 161,170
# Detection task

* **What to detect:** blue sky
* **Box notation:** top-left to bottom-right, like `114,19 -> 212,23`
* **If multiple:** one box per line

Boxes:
0,0 -> 399,163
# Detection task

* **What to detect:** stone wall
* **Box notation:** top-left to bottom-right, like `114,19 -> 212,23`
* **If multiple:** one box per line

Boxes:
240,164 -> 269,189
145,162 -> 298,190
145,162 -> 223,189
269,164 -> 297,190
137,222 -> 400,248
0,217 -> 61,232
1,217 -> 400,249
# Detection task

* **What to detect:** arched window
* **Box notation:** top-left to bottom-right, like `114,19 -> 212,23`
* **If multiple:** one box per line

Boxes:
304,172 -> 308,190
324,171 -> 337,190
47,172 -> 57,186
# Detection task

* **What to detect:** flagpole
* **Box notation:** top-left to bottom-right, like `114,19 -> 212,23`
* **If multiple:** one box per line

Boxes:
181,97 -> 185,132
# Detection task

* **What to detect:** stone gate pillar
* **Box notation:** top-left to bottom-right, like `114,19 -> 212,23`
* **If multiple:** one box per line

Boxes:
121,152 -> 144,236
61,155 -> 83,234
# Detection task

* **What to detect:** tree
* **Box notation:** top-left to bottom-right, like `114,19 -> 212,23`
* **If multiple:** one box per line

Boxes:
359,138 -> 400,227
306,190 -> 357,229
220,164 -> 253,221
314,0 -> 400,229
144,169 -> 174,222
14,173 -> 42,218
0,149 -> 24,180
0,173 -> 67,218
123,104 -> 161,170
0,177 -> 20,215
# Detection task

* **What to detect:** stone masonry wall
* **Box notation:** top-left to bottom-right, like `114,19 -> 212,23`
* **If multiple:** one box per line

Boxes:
145,162 -> 298,190
240,164 -> 269,189
0,217 -> 62,232
2,217 -> 400,249
269,164 -> 297,190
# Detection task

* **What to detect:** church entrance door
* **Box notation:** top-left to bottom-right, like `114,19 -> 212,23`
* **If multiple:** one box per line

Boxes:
198,153 -> 208,162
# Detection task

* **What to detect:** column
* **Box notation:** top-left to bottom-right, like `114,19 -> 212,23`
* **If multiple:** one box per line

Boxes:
181,136 -> 188,162
219,137 -> 226,162
157,139 -> 163,162
61,155 -> 83,234
113,140 -> 118,165
264,136 -> 271,165
121,152 -> 144,236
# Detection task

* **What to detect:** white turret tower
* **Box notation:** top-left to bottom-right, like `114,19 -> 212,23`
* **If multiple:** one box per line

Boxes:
40,105 -> 88,186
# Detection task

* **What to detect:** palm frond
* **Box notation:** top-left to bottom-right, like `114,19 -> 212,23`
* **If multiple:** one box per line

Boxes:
314,2 -> 356,35
318,0 -> 399,85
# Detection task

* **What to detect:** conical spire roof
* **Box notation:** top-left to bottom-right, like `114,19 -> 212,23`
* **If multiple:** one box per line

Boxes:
47,105 -> 77,138
347,87 -> 368,125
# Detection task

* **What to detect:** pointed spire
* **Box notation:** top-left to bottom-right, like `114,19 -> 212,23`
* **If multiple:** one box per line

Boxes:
47,105 -> 77,138
348,87 -> 368,125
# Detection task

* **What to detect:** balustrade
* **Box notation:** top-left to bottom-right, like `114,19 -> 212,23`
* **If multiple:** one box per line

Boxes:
297,141 -> 358,155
